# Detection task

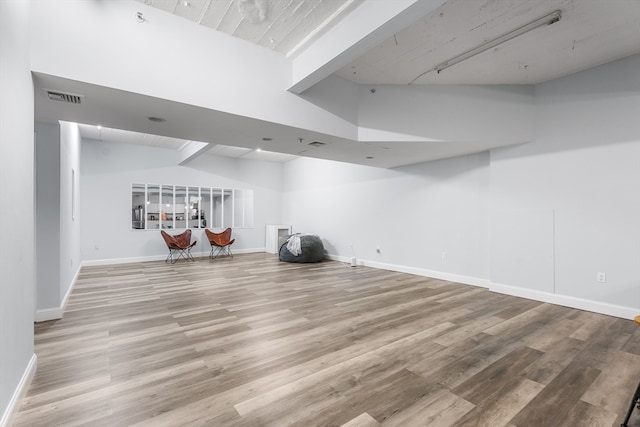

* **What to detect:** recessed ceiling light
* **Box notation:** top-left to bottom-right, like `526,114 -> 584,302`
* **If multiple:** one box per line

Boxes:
262,137 -> 272,141
256,148 -> 262,152
148,117 -> 166,123
96,125 -> 102,129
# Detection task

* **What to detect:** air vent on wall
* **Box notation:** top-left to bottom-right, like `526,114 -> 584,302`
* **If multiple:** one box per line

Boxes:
308,141 -> 326,147
45,89 -> 84,104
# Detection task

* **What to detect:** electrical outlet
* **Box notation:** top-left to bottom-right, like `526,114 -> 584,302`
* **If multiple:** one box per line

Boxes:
442,251 -> 447,260
597,272 -> 606,283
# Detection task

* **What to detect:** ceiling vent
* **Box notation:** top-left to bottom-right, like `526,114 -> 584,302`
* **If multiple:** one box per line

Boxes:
45,90 -> 84,104
308,141 -> 326,147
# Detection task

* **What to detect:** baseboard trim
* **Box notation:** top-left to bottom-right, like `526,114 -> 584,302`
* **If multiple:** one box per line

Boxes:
81,248 -> 266,267
0,353 -> 37,427
82,254 -> 166,266
62,265 -> 80,311
325,254 -> 490,289
35,265 -> 81,322
34,307 -> 62,322
326,254 -> 636,320
489,282 -> 637,320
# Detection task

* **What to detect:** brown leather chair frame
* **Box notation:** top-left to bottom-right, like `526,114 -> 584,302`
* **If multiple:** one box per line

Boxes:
205,228 -> 235,260
161,229 -> 196,263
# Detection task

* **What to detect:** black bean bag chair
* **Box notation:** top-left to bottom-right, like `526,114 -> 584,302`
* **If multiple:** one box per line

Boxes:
279,234 -> 325,263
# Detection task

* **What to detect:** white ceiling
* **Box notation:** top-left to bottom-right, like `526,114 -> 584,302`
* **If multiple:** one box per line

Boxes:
138,0 -> 640,85
136,0 -> 365,57
37,0 -> 640,167
337,0 -> 640,85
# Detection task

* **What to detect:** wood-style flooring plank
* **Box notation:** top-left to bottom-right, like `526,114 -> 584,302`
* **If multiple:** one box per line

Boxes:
12,253 -> 640,427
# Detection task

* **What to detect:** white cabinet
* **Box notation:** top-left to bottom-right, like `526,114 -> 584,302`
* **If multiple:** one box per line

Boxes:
265,224 -> 292,254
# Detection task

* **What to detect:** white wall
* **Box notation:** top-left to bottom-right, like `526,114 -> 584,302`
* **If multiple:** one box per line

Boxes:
32,121 -> 81,321
283,56 -> 640,318
35,122 -> 61,312
0,1 -> 36,425
58,122 -> 82,307
282,153 -> 490,284
490,55 -> 640,316
80,139 -> 284,263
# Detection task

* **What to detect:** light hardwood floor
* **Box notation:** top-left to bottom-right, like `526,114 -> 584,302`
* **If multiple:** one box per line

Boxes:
13,253 -> 640,426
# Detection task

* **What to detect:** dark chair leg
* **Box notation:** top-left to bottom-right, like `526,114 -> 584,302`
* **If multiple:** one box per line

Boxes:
166,248 -> 193,263
622,381 -> 640,427
210,245 -> 230,260
175,248 -> 191,263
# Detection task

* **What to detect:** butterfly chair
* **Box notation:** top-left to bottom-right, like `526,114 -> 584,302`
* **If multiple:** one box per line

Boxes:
161,229 -> 197,263
205,228 -> 235,260
621,315 -> 640,427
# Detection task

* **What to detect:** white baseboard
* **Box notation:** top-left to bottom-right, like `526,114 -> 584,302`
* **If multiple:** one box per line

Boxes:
489,282 -> 638,320
81,248 -> 266,267
62,264 -> 80,311
197,248 -> 265,257
325,254 -> 490,289
0,354 -> 37,427
82,254 -> 166,266
34,307 -> 63,322
35,264 -> 81,322
326,254 -> 636,320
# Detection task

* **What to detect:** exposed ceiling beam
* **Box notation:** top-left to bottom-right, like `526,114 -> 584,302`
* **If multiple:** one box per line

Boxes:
287,0 -> 447,94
